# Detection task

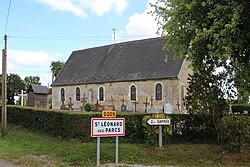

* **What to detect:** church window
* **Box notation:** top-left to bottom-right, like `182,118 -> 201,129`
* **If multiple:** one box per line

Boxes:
99,87 -> 104,101
156,83 -> 162,100
76,87 -> 80,101
61,88 -> 65,101
130,85 -> 136,101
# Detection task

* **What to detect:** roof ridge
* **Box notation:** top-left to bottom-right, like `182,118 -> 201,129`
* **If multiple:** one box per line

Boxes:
73,37 -> 163,53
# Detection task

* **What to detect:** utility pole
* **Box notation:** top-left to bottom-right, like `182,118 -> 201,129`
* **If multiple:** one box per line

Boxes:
2,34 -> 7,137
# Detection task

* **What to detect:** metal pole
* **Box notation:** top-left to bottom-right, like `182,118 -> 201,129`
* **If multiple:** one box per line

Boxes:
21,90 -> 23,106
115,136 -> 119,165
1,34 -> 7,137
159,125 -> 162,148
97,137 -> 100,166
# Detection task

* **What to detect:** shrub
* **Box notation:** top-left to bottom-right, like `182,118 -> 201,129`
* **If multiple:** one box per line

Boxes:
232,104 -> 250,115
3,106 -> 219,144
84,103 -> 92,111
220,114 -> 250,153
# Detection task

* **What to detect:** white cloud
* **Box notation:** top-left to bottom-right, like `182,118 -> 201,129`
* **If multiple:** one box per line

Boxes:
117,0 -> 159,42
79,0 -> 127,16
34,0 -> 88,18
0,49 -> 60,86
8,50 -> 59,67
34,0 -> 128,17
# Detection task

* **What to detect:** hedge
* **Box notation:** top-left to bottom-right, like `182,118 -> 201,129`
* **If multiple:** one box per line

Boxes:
5,106 -> 148,143
232,104 -> 250,115
2,106 -> 217,143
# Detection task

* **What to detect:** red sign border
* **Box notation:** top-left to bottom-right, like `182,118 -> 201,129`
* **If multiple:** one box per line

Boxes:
91,118 -> 125,137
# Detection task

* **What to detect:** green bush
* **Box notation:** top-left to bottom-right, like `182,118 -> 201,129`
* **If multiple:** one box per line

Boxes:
2,106 -> 219,144
232,104 -> 250,115
4,106 -> 148,143
219,114 -> 250,153
84,103 -> 92,111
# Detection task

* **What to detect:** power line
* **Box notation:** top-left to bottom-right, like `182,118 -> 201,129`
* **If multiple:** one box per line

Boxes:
5,0 -> 12,34
8,70 -> 51,73
9,35 -> 158,41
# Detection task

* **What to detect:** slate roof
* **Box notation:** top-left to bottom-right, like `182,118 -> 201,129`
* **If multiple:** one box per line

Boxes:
52,37 -> 184,86
28,84 -> 49,94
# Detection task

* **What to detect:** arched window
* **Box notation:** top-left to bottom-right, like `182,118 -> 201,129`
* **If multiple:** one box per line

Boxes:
76,87 -> 80,101
61,88 -> 65,101
99,87 -> 104,101
155,83 -> 162,100
130,85 -> 136,101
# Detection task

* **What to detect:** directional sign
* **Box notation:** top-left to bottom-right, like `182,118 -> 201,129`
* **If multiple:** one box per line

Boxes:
147,118 -> 171,125
91,118 -> 125,137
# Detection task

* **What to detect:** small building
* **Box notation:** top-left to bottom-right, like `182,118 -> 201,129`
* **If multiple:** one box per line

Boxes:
51,37 -> 192,113
27,84 -> 49,108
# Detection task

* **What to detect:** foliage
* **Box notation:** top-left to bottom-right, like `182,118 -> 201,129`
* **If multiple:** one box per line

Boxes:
5,106 -> 147,143
84,103 -> 92,111
220,114 -> 250,153
152,0 -> 250,103
6,74 -> 25,105
232,104 -> 250,114
50,60 -> 64,81
4,106 -> 219,144
24,76 -> 41,91
170,114 -> 217,143
185,62 -> 227,142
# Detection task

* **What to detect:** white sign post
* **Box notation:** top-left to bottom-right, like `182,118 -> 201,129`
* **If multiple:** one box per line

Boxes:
91,118 -> 125,166
147,118 -> 171,148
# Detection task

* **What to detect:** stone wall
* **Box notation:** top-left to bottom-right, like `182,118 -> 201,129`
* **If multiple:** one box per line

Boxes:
52,77 -> 189,113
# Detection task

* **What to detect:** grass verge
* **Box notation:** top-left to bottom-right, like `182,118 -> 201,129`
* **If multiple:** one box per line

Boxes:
0,125 -> 249,167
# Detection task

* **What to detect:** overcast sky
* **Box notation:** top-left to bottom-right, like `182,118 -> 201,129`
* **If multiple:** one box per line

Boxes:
0,0 -> 160,86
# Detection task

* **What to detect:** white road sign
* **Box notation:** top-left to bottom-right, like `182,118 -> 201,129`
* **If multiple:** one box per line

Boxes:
147,118 -> 171,125
91,118 -> 125,137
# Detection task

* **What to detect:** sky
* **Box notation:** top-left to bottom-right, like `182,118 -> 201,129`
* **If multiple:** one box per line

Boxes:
0,0 -> 160,87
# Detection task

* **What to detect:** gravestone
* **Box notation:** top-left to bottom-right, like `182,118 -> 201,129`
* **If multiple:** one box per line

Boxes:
164,103 -> 172,114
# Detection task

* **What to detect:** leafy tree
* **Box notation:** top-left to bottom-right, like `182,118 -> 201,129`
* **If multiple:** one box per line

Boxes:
185,57 -> 227,140
6,73 -> 25,105
152,0 -> 250,143
50,61 -> 64,82
24,76 -> 41,91
152,0 -> 250,101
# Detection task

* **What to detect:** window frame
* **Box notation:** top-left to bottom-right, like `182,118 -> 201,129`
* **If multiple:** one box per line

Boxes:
130,85 -> 136,101
99,87 -> 104,101
155,83 -> 162,100
61,88 -> 65,101
76,87 -> 81,101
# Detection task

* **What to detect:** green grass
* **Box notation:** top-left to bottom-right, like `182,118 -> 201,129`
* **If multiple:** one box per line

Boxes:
0,125 -> 249,167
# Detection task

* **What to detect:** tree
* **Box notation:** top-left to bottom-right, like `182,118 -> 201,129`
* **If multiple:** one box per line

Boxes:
6,73 -> 25,105
152,0 -> 250,101
152,0 -> 250,144
50,61 -> 64,82
185,56 -> 227,140
24,76 -> 41,91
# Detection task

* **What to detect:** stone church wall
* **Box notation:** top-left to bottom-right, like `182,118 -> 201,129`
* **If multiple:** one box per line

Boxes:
52,78 -> 187,113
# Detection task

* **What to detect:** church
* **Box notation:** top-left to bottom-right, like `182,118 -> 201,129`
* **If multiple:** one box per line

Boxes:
51,37 -> 192,113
